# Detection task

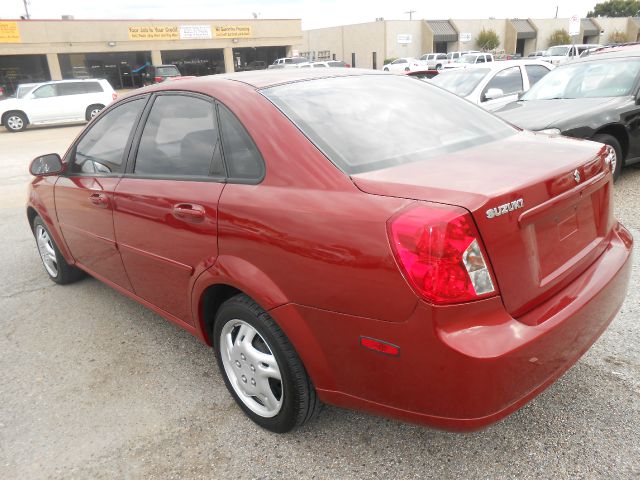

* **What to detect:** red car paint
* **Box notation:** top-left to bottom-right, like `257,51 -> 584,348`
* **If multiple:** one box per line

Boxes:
27,69 -> 632,430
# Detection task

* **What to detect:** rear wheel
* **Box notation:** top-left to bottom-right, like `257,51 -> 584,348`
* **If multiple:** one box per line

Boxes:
86,104 -> 105,121
383,67 -> 389,71
32,216 -> 85,285
593,133 -> 622,182
4,111 -> 27,132
213,294 -> 320,433
436,63 -> 442,70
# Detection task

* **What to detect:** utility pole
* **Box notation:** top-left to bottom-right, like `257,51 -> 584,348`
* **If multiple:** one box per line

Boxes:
405,10 -> 416,20
555,6 -> 558,19
22,0 -> 31,19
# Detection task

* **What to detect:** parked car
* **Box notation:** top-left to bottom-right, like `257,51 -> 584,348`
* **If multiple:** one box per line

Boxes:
419,53 -> 448,70
445,50 -> 480,64
243,61 -> 267,71
496,49 -> 640,180
430,60 -> 553,111
528,50 -> 546,57
383,57 -> 428,73
542,44 -> 602,65
27,69 -> 631,434
268,57 -> 310,69
298,61 -> 349,68
143,64 -> 182,85
0,79 -> 116,132
443,53 -> 494,69
15,82 -> 40,99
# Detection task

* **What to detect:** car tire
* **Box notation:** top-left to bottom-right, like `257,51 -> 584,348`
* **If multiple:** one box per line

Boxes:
213,293 -> 321,433
383,67 -> 389,71
404,67 -> 410,72
32,216 -> 85,285
436,64 -> 442,70
86,104 -> 105,121
593,133 -> 623,182
3,111 -> 28,132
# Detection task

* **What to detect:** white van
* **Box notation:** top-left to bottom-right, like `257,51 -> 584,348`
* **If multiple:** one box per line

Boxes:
542,44 -> 602,65
0,79 -> 116,132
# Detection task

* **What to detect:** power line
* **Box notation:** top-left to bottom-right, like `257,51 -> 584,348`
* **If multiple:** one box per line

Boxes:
404,10 -> 416,20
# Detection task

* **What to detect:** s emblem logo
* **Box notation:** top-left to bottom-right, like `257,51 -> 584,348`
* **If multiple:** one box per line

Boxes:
573,169 -> 581,184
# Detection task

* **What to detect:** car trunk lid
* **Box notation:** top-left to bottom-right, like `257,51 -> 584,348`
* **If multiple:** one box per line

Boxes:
351,133 -> 612,318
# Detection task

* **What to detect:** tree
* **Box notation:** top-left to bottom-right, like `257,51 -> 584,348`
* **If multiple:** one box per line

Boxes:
609,30 -> 629,42
476,28 -> 500,51
548,29 -> 571,47
588,0 -> 640,17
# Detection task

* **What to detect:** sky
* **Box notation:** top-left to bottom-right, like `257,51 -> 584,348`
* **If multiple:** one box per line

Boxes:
2,0 -> 602,29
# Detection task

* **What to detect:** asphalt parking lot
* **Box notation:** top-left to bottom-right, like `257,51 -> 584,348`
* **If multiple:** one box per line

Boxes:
1,124 -> 639,480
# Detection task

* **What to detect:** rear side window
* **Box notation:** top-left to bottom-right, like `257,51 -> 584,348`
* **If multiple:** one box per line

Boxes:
218,103 -> 264,181
58,82 -> 87,96
71,98 -> 145,175
134,95 -> 221,177
525,65 -> 551,86
84,81 -> 104,93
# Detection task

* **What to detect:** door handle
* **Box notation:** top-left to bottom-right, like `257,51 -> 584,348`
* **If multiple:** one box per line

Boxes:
89,193 -> 109,208
172,203 -> 206,222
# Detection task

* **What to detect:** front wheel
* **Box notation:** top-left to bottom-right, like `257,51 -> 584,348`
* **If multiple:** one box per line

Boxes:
4,111 -> 27,132
435,64 -> 442,70
86,104 -> 105,121
593,133 -> 622,182
33,216 -> 85,284
213,294 -> 321,433
383,67 -> 389,71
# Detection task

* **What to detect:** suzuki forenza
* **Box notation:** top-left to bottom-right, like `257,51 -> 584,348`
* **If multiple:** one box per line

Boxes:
27,69 -> 632,433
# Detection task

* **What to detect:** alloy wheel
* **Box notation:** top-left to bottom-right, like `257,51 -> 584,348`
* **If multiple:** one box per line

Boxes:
36,225 -> 58,277
7,115 -> 23,131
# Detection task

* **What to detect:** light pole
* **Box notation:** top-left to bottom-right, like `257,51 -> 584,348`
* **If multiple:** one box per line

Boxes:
22,0 -> 31,19
405,10 -> 416,20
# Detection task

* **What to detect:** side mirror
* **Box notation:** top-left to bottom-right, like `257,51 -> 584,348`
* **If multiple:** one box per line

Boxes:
483,88 -> 504,101
29,153 -> 64,176
517,91 -> 525,100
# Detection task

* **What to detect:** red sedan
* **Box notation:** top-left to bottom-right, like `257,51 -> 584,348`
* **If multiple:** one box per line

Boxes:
27,69 -> 632,433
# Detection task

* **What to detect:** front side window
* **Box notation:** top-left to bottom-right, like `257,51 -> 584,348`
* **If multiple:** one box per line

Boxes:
523,58 -> 640,100
483,67 -> 524,100
263,75 -> 515,174
134,95 -> 221,177
71,98 -> 145,175
32,84 -> 57,98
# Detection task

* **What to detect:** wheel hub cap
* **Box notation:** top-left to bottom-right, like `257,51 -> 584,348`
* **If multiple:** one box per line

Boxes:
35,225 -> 58,277
220,320 -> 283,418
7,116 -> 23,130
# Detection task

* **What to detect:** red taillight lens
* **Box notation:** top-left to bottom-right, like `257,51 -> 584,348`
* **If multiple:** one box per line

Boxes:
154,76 -> 163,83
388,204 -> 497,305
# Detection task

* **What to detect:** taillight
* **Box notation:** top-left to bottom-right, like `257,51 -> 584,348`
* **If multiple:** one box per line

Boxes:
112,93 -> 118,101
388,204 -> 497,304
154,76 -> 163,83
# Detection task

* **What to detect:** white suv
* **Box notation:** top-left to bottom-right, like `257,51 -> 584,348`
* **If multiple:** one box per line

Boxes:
0,79 -> 116,132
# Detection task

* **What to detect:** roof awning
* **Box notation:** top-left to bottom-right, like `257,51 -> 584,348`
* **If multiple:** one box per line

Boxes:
511,19 -> 536,40
427,20 -> 458,43
581,18 -> 599,36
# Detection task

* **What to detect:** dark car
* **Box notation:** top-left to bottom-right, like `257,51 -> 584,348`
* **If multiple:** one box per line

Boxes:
496,49 -> 640,180
26,69 -> 631,433
144,64 -> 182,85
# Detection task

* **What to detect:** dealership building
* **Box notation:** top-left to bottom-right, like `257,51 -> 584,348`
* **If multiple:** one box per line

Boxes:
0,18 -> 301,94
2,15 -> 640,94
301,16 -> 640,69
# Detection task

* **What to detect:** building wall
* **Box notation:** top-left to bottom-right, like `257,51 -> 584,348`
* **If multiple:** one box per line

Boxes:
595,17 -> 632,43
343,22 -> 386,68
384,20 -> 424,59
449,19 -> 508,52
533,18 -> 577,49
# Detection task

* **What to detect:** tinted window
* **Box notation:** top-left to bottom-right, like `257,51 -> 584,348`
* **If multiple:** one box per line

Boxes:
134,95 -> 220,177
84,81 -> 104,93
263,75 -> 514,174
483,67 -> 523,100
72,98 -> 145,175
218,103 -> 264,180
525,65 -> 551,86
32,84 -> 57,98
58,82 -> 87,96
156,66 -> 180,76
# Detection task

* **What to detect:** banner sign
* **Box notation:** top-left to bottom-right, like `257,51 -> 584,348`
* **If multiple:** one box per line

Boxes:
397,34 -> 412,44
0,22 -> 21,43
179,25 -> 212,40
214,25 -> 252,38
128,25 -> 179,40
569,15 -> 580,37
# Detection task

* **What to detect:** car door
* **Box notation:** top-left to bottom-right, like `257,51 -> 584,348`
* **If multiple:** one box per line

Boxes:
55,96 -> 148,290
112,93 -> 225,324
56,82 -> 90,120
24,84 -> 67,123
480,66 -> 525,111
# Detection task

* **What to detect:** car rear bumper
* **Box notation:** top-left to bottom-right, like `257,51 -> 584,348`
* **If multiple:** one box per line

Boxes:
271,222 -> 632,430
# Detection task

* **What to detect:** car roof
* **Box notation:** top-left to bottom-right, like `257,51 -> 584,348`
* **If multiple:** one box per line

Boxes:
38,79 -> 105,84
568,47 -> 640,64
437,59 -> 550,73
146,68 -> 386,91
590,43 -> 640,55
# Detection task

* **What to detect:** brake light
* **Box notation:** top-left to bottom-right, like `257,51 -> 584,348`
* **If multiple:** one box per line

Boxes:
154,76 -> 163,83
112,93 -> 118,101
388,204 -> 497,304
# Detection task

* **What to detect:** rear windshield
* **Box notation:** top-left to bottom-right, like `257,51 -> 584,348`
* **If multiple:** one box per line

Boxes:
262,75 -> 515,174
430,68 -> 490,96
156,66 -> 180,76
